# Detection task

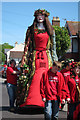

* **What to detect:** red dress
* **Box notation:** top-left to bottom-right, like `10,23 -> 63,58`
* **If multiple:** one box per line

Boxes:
20,31 -> 50,107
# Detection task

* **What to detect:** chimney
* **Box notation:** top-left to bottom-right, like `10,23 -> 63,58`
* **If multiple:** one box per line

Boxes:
15,42 -> 18,47
52,17 -> 60,26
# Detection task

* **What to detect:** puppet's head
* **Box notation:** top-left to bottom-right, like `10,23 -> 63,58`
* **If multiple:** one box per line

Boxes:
33,9 -> 53,36
34,9 -> 50,17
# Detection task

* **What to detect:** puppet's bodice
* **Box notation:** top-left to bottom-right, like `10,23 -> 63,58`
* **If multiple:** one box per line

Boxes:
34,31 -> 49,50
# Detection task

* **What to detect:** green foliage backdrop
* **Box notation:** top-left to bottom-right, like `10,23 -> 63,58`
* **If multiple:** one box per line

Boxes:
0,43 -> 13,63
52,25 -> 71,59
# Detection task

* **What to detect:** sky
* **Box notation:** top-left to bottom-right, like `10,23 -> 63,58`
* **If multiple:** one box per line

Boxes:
1,1 -> 79,46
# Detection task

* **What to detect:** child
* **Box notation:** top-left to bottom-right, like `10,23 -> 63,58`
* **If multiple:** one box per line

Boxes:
40,61 -> 66,120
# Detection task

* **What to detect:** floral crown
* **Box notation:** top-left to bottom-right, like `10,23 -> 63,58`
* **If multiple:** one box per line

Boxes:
34,9 -> 50,17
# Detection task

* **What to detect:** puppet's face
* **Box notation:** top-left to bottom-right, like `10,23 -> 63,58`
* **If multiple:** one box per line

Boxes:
37,14 -> 45,23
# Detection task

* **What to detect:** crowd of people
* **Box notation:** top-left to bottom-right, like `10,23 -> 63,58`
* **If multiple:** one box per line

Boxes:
6,58 -> 80,120
4,9 -> 80,120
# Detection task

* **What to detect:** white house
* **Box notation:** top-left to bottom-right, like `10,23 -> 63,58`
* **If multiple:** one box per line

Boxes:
6,42 -> 25,64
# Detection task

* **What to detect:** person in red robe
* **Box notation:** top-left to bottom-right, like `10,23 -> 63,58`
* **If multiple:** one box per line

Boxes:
60,61 -> 71,110
16,9 -> 57,107
6,59 -> 20,112
65,62 -> 80,120
40,61 -> 66,120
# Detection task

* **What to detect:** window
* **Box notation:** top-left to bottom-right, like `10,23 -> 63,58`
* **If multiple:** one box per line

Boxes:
73,38 -> 78,52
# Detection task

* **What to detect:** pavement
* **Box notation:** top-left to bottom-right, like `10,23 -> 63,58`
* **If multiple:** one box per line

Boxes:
0,77 -> 67,120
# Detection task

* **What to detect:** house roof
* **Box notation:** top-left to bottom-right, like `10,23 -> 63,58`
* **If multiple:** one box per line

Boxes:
66,21 -> 80,36
9,43 -> 25,59
10,43 -> 25,52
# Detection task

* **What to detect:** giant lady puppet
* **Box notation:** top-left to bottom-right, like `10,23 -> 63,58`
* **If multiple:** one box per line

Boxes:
16,9 -> 58,107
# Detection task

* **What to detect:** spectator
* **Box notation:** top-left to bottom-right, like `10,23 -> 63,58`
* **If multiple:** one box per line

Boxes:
6,59 -> 20,112
40,61 -> 66,120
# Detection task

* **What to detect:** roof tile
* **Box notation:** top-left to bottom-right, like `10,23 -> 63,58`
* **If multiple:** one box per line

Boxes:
66,21 -> 80,35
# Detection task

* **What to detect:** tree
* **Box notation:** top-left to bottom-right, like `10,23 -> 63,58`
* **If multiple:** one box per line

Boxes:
0,43 -> 14,63
52,25 -> 71,59
2,43 -> 14,53
0,51 -> 5,63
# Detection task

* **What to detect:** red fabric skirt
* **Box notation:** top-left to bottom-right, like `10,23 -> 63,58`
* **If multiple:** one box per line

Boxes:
20,50 -> 49,107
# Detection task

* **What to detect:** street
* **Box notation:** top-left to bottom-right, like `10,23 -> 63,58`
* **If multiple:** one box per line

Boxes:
0,77 -> 67,120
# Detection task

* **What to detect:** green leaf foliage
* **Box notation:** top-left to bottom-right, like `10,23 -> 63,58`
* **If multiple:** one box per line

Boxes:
2,43 -> 14,53
0,51 -> 5,63
0,43 -> 14,63
52,25 -> 71,58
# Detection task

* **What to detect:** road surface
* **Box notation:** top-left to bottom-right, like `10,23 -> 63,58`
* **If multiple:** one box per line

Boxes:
0,77 -> 67,120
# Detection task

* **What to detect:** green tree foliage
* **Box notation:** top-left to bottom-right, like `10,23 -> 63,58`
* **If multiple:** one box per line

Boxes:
2,43 -> 14,53
52,26 -> 71,58
0,43 -> 13,63
0,51 -> 5,63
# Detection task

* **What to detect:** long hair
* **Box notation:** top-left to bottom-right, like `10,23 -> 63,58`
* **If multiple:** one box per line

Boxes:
33,16 -> 53,36
25,15 -> 54,48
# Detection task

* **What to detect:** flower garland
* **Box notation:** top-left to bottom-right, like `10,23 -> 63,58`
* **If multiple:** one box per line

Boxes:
70,69 -> 76,78
17,64 -> 30,86
16,64 -> 31,106
34,9 -> 50,17
70,62 -> 78,79
34,28 -> 46,34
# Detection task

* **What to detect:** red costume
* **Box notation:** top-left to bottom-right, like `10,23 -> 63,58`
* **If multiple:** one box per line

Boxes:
73,77 -> 80,120
40,67 -> 66,102
61,68 -> 70,77
66,75 -> 79,102
7,67 -> 18,85
61,68 -> 70,83
66,74 -> 80,120
19,30 -> 53,107
61,68 -> 70,99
